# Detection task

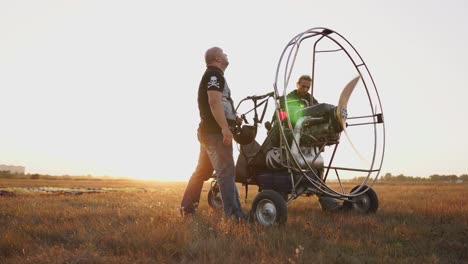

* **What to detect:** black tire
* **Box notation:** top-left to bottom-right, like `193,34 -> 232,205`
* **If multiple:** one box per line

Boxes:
280,192 -> 289,201
207,182 -> 223,210
251,190 -> 288,226
342,185 -> 378,213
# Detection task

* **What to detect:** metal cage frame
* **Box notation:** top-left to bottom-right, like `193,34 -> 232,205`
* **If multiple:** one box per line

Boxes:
271,27 -> 386,201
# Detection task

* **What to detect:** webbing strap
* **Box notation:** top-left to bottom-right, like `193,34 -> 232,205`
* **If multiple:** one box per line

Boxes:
258,99 -> 269,123
244,183 -> 248,203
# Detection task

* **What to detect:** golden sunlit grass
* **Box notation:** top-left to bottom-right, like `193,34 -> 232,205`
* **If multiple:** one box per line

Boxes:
0,179 -> 467,263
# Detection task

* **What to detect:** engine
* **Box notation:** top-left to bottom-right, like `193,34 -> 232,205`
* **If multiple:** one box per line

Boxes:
284,103 -> 344,170
292,103 -> 344,147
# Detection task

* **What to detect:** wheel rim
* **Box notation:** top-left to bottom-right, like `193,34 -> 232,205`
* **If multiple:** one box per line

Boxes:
352,193 -> 371,213
212,191 -> 223,209
256,199 -> 277,225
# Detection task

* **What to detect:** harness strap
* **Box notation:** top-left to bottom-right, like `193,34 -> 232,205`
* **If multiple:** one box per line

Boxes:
259,99 -> 269,123
253,99 -> 259,124
244,183 -> 248,203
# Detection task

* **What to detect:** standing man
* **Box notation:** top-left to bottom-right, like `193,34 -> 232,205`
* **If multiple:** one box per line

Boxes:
180,47 -> 246,220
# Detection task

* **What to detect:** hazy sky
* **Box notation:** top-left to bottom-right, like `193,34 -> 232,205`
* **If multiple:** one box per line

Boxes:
1,0 -> 467,180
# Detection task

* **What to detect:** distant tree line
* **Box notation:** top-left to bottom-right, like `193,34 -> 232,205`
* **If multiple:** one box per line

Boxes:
355,173 -> 468,182
0,171 -> 123,181
0,170 -> 29,179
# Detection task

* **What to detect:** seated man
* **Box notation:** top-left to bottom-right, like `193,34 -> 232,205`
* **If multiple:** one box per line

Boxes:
273,74 -> 319,130
279,75 -> 342,211
286,74 -> 318,107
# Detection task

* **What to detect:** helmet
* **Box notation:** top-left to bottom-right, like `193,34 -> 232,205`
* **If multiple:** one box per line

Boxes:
265,147 -> 283,169
233,125 -> 257,145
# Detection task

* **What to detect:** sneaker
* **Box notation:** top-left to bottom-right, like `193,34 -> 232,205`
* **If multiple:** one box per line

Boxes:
179,206 -> 195,217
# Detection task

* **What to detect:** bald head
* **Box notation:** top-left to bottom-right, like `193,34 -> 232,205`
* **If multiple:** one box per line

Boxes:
205,47 -> 229,70
205,47 -> 222,64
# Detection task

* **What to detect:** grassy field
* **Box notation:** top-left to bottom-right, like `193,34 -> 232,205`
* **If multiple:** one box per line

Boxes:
0,179 -> 467,263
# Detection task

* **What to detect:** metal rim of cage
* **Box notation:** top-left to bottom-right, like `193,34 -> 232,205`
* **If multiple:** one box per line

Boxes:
272,27 -> 386,200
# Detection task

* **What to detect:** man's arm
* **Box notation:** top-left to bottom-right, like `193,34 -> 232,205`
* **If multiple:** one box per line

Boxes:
208,90 -> 233,145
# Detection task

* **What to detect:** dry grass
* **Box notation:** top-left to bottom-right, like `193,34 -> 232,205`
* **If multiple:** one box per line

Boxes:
0,179 -> 467,263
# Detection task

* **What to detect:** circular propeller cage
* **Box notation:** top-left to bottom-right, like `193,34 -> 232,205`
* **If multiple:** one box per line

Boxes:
273,27 -> 386,199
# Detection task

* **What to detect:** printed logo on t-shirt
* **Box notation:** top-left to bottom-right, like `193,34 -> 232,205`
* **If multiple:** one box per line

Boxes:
208,76 -> 220,89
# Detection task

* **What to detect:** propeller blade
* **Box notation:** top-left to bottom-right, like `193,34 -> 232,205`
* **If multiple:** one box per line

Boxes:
336,76 -> 360,130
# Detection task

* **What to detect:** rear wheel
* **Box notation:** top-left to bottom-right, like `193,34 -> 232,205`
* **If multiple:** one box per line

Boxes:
251,190 -> 288,226
342,185 -> 378,213
280,192 -> 289,201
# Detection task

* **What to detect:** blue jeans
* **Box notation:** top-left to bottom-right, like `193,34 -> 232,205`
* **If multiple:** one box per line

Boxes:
180,132 -> 243,218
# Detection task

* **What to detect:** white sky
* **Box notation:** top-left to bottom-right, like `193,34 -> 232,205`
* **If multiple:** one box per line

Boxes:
1,0 -> 467,180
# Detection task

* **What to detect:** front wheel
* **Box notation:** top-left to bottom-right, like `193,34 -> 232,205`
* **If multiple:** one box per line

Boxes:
342,185 -> 379,213
251,190 -> 288,226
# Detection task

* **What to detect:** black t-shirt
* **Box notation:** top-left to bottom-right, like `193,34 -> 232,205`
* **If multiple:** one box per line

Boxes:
197,66 -> 236,133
